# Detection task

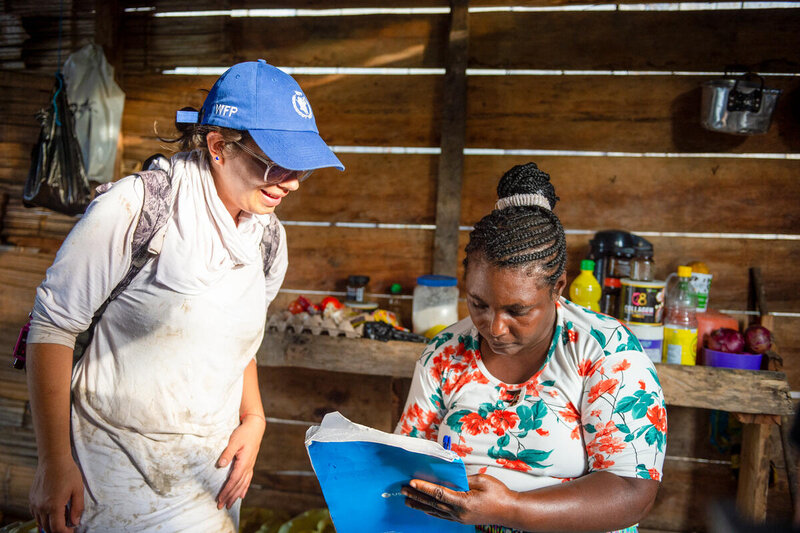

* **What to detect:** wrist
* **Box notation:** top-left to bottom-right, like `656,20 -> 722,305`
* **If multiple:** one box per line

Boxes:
239,412 -> 266,425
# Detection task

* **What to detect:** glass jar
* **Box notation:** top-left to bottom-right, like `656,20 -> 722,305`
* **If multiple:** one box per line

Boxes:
346,275 -> 369,303
412,275 -> 459,335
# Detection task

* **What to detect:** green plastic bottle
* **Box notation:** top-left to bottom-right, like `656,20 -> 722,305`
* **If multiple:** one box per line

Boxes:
569,259 -> 602,312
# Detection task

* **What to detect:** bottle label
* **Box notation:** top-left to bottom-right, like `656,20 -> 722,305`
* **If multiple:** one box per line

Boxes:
662,327 -> 697,365
639,338 -> 663,364
620,283 -> 665,325
690,273 -> 712,312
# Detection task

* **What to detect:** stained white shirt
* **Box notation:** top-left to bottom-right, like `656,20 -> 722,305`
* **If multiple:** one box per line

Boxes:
28,153 -> 287,532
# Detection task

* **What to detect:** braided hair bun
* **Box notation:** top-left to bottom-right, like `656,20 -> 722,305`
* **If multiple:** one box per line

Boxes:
464,162 -> 567,288
497,162 -> 559,210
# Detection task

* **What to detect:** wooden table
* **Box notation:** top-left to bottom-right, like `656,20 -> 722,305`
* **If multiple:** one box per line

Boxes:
257,332 -> 796,522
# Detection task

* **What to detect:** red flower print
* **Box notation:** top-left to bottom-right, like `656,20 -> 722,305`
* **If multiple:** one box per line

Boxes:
488,410 -> 519,436
612,359 -> 631,373
591,453 -> 615,470
405,403 -> 423,422
455,342 -> 465,355
400,420 -> 412,435
647,405 -> 667,433
559,477 -> 575,483
559,402 -> 580,423
497,459 -> 532,472
596,434 -> 626,454
461,413 -> 489,435
525,375 -> 544,397
443,345 -> 457,357
648,468 -> 661,481
548,390 -> 559,398
639,380 -> 647,390
499,387 -> 522,403
588,378 -> 619,403
536,428 -> 550,436
570,426 -> 580,440
478,466 -> 488,474
568,329 -> 578,343
578,358 -> 603,377
450,443 -> 473,457
590,409 -> 602,418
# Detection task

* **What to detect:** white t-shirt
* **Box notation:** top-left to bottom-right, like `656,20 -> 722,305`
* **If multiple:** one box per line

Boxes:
28,152 -> 287,531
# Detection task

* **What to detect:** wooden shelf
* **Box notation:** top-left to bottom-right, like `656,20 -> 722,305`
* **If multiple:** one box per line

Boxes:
257,331 -> 794,417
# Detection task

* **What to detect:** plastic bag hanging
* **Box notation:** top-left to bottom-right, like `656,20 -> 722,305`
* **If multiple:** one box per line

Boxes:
63,44 -> 125,183
23,72 -> 92,216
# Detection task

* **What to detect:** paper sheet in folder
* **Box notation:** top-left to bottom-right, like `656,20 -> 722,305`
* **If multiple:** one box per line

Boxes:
305,412 -> 472,533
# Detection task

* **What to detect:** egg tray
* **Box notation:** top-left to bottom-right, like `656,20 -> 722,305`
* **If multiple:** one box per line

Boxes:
266,310 -> 363,338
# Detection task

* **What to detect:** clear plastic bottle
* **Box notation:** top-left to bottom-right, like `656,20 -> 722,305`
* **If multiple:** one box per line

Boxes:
386,283 -> 404,328
569,259 -> 602,312
662,265 -> 698,365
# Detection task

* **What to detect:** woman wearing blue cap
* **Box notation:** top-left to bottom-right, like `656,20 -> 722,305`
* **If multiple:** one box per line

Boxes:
25,60 -> 343,532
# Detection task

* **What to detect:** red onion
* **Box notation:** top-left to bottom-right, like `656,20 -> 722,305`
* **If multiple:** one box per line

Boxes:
708,328 -> 745,354
744,325 -> 773,354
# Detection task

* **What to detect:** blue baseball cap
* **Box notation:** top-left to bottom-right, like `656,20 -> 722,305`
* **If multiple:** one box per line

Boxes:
178,60 -> 343,172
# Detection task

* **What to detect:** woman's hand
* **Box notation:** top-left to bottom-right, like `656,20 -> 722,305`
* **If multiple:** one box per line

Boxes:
29,456 -> 84,533
402,473 -> 514,526
216,415 -> 266,510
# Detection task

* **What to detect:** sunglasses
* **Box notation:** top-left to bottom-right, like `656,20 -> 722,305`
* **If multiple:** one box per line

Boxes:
233,141 -> 313,185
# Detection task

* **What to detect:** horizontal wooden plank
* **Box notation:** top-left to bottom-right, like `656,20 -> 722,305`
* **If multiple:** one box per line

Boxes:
121,73 -> 800,153
119,9 -> 800,73
465,75 -> 800,154
282,225 -> 433,295
259,366 -> 394,430
257,331 -> 795,415
461,156 -> 800,235
471,10 -> 800,72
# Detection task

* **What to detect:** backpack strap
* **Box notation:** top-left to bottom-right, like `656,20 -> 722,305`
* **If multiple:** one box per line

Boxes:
73,169 -> 173,360
260,213 -> 282,276
108,169 -> 172,300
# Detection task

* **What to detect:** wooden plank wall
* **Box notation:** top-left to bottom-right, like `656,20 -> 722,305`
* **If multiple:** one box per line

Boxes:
1,1 -> 799,530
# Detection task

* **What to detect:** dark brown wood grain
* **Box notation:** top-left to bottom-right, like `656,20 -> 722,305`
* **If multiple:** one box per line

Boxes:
121,73 -> 800,153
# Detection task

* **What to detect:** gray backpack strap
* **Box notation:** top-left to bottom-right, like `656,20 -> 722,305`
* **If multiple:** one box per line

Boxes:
261,214 -> 282,276
74,169 -> 173,361
108,169 -> 172,300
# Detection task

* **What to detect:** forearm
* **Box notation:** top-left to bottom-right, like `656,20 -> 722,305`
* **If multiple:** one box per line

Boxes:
503,472 -> 658,532
239,359 -> 264,421
26,343 -> 75,462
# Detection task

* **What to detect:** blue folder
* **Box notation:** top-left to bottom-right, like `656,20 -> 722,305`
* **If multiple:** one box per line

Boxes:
306,412 -> 473,533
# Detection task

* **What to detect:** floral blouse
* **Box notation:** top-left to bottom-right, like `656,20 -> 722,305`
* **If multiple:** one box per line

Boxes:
395,298 -> 667,494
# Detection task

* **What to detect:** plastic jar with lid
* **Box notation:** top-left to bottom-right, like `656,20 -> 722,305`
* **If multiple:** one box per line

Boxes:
346,275 -> 370,303
412,275 -> 459,336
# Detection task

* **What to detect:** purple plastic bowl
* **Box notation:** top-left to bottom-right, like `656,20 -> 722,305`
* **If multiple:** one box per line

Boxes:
704,348 -> 763,370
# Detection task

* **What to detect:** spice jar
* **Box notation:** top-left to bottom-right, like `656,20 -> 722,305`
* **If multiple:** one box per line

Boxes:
412,275 -> 458,336
346,275 -> 369,303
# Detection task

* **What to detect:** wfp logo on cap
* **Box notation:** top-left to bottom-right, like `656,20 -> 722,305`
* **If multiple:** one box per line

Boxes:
213,104 -> 238,117
292,91 -> 313,119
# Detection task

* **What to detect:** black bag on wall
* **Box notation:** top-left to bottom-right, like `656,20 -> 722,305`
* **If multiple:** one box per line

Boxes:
23,73 -> 91,216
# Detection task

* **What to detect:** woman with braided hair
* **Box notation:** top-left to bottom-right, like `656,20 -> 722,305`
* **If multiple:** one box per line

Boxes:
396,163 -> 666,532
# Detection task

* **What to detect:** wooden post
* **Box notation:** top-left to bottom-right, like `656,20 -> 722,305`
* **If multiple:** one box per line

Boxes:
736,421 -> 772,522
432,0 -> 469,277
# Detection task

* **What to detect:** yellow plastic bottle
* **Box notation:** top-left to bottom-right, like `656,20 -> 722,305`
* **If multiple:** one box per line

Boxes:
569,259 -> 602,312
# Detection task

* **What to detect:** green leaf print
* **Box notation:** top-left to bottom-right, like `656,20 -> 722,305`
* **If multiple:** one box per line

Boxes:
617,330 -> 622,341
497,434 -> 511,448
590,327 -> 607,348
627,334 -> 643,352
541,380 -> 555,387
624,434 -> 636,442
584,423 -> 597,434
460,334 -> 480,352
478,402 -> 497,418
636,464 -> 651,479
488,446 -> 517,461
616,423 -> 631,434
614,396 -> 637,414
644,426 -> 659,446
531,400 -> 547,430
516,404 -> 532,422
632,401 -> 650,419
518,449 -> 553,469
648,367 -> 662,387
445,409 -> 473,433
432,332 -> 454,349
430,392 -> 444,410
